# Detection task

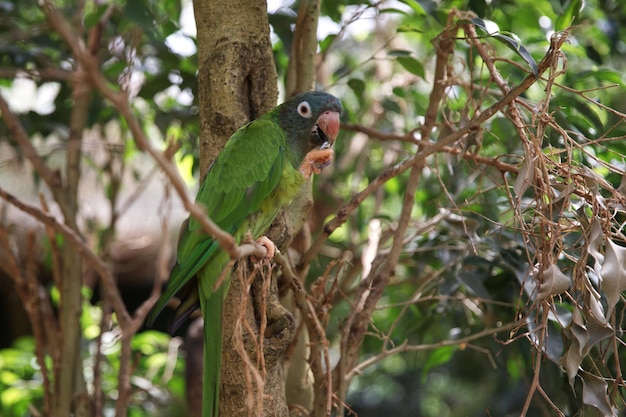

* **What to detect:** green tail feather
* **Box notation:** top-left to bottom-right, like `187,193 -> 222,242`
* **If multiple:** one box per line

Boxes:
200,284 -> 225,417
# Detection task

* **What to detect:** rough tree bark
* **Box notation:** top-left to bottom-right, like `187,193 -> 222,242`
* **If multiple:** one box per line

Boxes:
191,1 -> 295,416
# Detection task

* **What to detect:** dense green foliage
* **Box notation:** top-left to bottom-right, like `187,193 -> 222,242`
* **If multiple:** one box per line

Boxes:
0,296 -> 186,417
1,0 -> 626,416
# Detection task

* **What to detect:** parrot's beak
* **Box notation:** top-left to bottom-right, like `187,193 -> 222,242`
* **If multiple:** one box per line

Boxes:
317,110 -> 340,143
312,110 -> 341,149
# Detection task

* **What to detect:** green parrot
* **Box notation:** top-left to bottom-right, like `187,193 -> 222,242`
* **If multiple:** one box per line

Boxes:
147,91 -> 342,417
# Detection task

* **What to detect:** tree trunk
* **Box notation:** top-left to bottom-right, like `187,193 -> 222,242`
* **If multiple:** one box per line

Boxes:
191,1 -> 294,416
193,0 -> 277,176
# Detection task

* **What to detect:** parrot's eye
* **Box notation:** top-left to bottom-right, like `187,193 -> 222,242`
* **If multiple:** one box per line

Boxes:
297,101 -> 312,118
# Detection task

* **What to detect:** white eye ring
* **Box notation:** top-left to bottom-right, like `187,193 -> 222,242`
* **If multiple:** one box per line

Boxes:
297,101 -> 312,118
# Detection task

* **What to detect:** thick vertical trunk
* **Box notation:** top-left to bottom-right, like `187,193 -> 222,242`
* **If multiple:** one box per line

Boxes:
191,1 -> 292,416
193,0 -> 277,175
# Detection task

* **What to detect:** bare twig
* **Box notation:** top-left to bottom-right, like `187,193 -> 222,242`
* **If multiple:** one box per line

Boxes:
349,321 -> 520,378
0,94 -> 62,192
0,228 -> 55,415
38,0 -> 263,271
300,26 -> 569,270
232,266 -> 266,417
0,67 -> 73,81
519,305 -> 548,417
274,252 -> 333,416
342,123 -> 519,173
0,186 -> 132,327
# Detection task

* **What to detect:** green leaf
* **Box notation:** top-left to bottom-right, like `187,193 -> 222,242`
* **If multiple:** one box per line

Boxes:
396,56 -> 425,78
469,17 -> 500,36
83,4 -> 110,29
468,0 -> 488,17
555,0 -> 583,31
458,271 -> 490,299
575,69 -> 625,88
380,8 -> 409,16
470,18 -> 538,77
381,97 -> 401,113
422,345 -> 457,379
124,1 -> 152,28
347,78 -> 366,99
319,34 -> 336,53
388,49 -> 412,57
397,0 -> 426,16
269,11 -> 296,52
392,86 -> 406,98
397,25 -> 425,33
571,100 -> 604,133
1,387 -> 32,408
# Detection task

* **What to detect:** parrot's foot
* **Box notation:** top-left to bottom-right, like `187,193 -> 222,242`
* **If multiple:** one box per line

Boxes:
300,148 -> 334,179
255,235 -> 276,259
243,232 -> 276,261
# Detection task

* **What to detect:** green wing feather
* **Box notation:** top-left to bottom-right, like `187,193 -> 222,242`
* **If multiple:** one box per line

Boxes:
147,117 -> 292,417
147,119 -> 288,326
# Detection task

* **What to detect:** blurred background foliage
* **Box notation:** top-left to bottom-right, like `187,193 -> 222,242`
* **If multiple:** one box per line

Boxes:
1,0 -> 626,416
0,296 -> 187,417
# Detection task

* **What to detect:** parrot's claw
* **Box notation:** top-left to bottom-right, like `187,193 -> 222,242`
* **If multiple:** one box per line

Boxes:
253,235 -> 276,261
300,148 -> 334,179
256,236 -> 276,259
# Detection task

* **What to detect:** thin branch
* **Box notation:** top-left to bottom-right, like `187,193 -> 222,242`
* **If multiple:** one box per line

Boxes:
0,67 -> 73,81
519,305 -> 548,417
0,93 -> 62,192
336,162 -> 422,409
39,0 -> 261,268
0,186 -> 132,328
300,28 -> 569,269
348,320 -> 521,379
464,23 -> 534,148
537,384 -> 566,417
342,123 -> 519,172
341,123 -> 415,142
274,252 -> 332,416
0,228 -> 55,415
115,336 -> 133,417
420,12 -> 459,141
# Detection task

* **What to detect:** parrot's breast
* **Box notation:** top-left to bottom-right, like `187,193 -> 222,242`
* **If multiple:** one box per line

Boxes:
248,162 -> 305,238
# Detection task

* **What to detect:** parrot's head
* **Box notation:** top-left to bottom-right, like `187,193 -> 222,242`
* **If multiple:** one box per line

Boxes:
274,91 -> 342,164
